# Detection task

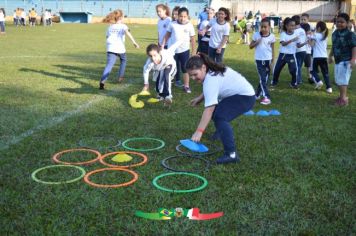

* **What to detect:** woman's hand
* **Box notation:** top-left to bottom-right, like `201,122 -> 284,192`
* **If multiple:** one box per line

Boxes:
190,97 -> 202,106
191,131 -> 203,142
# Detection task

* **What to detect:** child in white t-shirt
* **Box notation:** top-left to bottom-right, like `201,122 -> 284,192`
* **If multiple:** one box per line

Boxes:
187,53 -> 255,164
249,18 -> 275,105
156,4 -> 171,49
141,41 -> 183,105
292,15 -> 308,85
271,17 -> 299,89
200,7 -> 231,63
197,8 -> 215,55
162,7 -> 195,93
99,9 -> 139,90
0,9 -> 5,34
310,21 -> 331,93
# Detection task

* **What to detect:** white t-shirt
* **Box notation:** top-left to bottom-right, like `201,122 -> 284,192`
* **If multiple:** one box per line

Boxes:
295,27 -> 307,52
167,21 -> 195,53
0,12 -> 4,22
157,17 -> 171,46
312,32 -> 328,58
203,67 -> 255,107
106,23 -> 128,54
279,31 -> 298,54
252,32 -> 276,60
142,41 -> 182,84
208,19 -> 230,49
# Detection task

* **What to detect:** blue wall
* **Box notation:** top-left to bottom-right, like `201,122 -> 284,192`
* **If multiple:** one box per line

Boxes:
1,0 -> 206,18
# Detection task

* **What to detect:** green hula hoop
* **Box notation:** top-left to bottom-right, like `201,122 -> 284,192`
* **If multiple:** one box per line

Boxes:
31,165 -> 86,185
122,137 -> 165,152
152,172 -> 208,193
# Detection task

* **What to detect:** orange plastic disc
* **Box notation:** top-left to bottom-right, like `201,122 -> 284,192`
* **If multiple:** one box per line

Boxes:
84,168 -> 138,188
99,151 -> 148,168
52,148 -> 101,165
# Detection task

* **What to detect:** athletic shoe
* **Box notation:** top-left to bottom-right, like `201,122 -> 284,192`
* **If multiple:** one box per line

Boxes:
260,97 -> 271,105
216,152 -> 240,164
315,81 -> 323,90
255,95 -> 261,100
163,97 -> 172,106
183,86 -> 192,93
99,82 -> 105,90
326,88 -> 332,94
289,83 -> 299,89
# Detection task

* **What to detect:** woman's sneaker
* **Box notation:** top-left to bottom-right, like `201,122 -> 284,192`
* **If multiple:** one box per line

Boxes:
216,152 -> 240,164
260,97 -> 271,105
326,88 -> 332,94
315,81 -> 323,90
183,86 -> 192,93
99,82 -> 105,90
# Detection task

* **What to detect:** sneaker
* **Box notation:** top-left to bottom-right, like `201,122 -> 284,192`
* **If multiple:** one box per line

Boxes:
183,86 -> 192,94
289,83 -> 299,89
326,88 -> 332,94
255,95 -> 261,100
163,97 -> 172,106
315,81 -> 323,90
216,152 -> 240,164
260,97 -> 271,105
175,80 -> 183,88
99,82 -> 105,90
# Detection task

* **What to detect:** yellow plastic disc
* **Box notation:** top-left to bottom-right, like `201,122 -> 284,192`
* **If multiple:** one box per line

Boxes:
147,98 -> 160,103
129,94 -> 144,109
111,153 -> 133,163
138,90 -> 151,96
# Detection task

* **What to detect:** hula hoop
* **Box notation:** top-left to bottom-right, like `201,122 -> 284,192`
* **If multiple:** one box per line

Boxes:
152,172 -> 208,193
176,144 -> 223,156
78,137 -> 121,151
84,168 -> 138,188
161,155 -> 211,173
122,137 -> 165,152
52,148 -> 101,165
100,151 -> 148,168
31,165 -> 86,185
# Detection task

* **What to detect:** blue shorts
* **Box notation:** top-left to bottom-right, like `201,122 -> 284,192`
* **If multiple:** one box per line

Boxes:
335,61 -> 352,86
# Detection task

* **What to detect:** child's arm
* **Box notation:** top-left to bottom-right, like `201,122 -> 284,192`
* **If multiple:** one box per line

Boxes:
280,37 -> 298,46
190,93 -> 204,106
217,35 -> 229,53
161,32 -> 171,50
351,46 -> 356,68
125,29 -> 139,48
190,35 -> 196,55
328,47 -> 334,64
249,37 -> 262,49
271,42 -> 275,67
191,105 -> 216,142
143,59 -> 154,87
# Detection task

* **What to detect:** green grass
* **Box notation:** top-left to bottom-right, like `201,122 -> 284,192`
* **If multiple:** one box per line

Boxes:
0,23 -> 355,235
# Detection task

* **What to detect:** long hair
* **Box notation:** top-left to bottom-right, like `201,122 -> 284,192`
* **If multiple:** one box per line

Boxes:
186,53 -> 226,76
282,17 -> 295,32
316,21 -> 328,40
218,7 -> 231,22
156,4 -> 170,17
103,9 -> 123,24
291,15 -> 300,25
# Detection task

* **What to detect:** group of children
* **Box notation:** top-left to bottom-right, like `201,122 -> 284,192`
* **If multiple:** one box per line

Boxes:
11,8 -> 52,27
98,7 -> 355,164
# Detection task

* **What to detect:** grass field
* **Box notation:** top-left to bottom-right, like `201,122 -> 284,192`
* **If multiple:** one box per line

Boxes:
0,23 -> 355,235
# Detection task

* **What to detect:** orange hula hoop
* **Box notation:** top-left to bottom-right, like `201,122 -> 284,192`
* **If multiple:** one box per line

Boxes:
52,148 -> 101,165
84,168 -> 138,188
99,151 -> 148,168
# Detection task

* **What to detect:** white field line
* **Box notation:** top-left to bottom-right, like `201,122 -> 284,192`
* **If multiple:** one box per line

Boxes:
0,86 -> 128,151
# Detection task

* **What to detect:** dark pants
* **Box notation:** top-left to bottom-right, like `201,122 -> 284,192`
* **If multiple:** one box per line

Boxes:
0,21 -> 4,32
213,95 -> 256,154
272,53 -> 298,86
208,47 -> 225,63
100,52 -> 127,83
255,60 -> 271,98
155,65 -> 175,98
311,58 -> 331,88
174,50 -> 189,82
296,51 -> 306,84
197,40 -> 209,55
